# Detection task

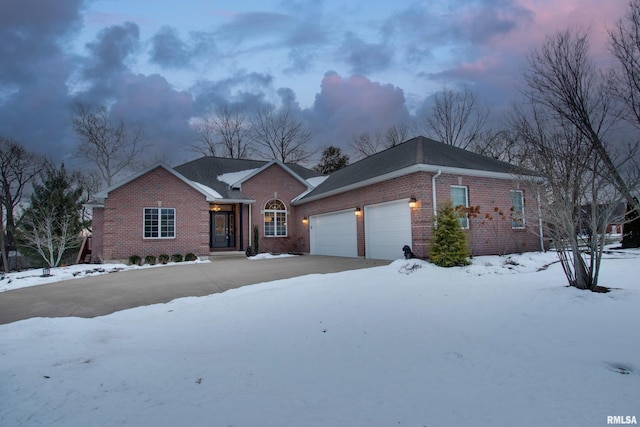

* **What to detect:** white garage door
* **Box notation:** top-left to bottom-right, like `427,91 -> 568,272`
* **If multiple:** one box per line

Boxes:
310,210 -> 357,257
365,200 -> 412,260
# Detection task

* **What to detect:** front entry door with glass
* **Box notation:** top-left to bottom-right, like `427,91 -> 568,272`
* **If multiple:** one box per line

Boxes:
211,210 -> 235,248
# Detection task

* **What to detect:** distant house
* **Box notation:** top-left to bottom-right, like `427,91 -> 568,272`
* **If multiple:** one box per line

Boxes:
88,136 -> 544,263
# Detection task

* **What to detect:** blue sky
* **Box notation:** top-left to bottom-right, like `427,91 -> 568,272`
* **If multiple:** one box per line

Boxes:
0,0 -> 627,167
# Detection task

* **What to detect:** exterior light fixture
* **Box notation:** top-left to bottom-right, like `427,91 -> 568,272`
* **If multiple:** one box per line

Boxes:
409,197 -> 417,208
302,217 -> 308,224
355,207 -> 362,216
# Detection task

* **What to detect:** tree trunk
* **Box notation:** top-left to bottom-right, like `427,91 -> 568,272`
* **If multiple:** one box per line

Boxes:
0,204 -> 8,274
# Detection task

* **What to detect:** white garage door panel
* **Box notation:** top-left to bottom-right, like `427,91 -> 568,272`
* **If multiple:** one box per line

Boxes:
365,200 -> 412,260
310,211 -> 357,257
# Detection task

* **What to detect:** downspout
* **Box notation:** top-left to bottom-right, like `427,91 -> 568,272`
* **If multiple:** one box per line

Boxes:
248,203 -> 253,249
536,189 -> 545,252
239,203 -> 244,251
432,169 -> 442,221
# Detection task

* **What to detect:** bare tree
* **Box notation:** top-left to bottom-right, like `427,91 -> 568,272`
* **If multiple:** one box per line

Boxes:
16,163 -> 84,268
0,137 -> 42,272
351,124 -> 411,158
75,169 -> 103,232
610,0 -> 640,127
511,106 -> 626,290
384,123 -> 411,147
250,106 -> 313,163
474,129 -> 525,164
524,29 -> 640,216
192,106 -> 252,159
18,204 -> 82,268
351,131 -> 384,158
424,86 -> 489,150
72,103 -> 147,187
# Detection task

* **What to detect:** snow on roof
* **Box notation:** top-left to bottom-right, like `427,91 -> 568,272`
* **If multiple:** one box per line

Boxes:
191,181 -> 223,199
217,168 -> 260,186
306,176 -> 329,187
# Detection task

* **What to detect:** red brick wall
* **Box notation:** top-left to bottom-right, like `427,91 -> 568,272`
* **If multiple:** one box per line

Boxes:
242,164 -> 309,254
91,208 -> 104,262
295,171 -> 543,258
99,167 -> 210,262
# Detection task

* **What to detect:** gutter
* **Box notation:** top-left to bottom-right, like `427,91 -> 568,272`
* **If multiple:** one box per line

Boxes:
292,163 -> 538,206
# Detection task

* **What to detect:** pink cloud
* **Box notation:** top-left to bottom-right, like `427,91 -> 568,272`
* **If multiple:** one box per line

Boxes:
308,72 -> 411,153
504,0 -> 626,53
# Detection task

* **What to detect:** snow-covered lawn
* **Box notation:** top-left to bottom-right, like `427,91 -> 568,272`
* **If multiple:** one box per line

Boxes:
1,249 -> 639,426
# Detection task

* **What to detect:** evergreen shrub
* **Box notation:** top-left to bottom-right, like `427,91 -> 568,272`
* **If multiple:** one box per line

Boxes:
429,203 -> 471,267
128,255 -> 142,266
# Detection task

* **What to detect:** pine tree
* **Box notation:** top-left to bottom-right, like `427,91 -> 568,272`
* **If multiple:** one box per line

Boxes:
313,146 -> 349,174
16,164 -> 84,267
622,198 -> 640,248
429,203 -> 471,267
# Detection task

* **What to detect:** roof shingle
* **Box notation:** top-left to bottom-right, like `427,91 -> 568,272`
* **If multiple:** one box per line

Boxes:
297,136 -> 531,202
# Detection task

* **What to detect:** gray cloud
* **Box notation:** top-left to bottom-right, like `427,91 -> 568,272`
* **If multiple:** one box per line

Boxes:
458,0 -> 534,43
0,0 -> 83,158
0,0 -> 622,171
338,32 -> 394,75
217,12 -> 296,44
107,73 -> 196,164
150,26 -> 192,68
150,26 -> 217,69
381,1 -> 533,69
192,71 -> 275,114
305,72 -> 411,155
83,22 -> 140,81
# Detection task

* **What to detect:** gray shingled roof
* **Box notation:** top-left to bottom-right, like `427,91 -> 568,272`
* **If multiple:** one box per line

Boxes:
173,156 -> 321,200
297,136 -> 532,202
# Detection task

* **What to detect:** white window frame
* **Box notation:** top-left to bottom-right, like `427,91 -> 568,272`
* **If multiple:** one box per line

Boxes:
450,185 -> 469,229
510,190 -> 525,229
143,207 -> 176,239
264,199 -> 287,237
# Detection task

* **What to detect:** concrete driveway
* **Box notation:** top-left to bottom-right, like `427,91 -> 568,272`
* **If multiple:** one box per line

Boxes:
0,256 -> 391,325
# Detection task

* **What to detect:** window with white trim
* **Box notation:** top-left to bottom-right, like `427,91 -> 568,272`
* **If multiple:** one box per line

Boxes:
510,190 -> 525,229
264,199 -> 287,237
144,208 -> 175,238
450,185 -> 469,229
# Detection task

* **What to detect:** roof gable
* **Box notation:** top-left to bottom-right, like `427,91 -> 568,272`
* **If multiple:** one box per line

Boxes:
296,136 -> 536,203
173,156 -> 322,199
93,162 -> 222,203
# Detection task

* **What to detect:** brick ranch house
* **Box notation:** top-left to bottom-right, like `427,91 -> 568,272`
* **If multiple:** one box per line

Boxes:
88,136 -> 545,263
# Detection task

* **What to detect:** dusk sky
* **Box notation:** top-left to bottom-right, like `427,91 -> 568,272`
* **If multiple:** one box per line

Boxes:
0,0 -> 628,168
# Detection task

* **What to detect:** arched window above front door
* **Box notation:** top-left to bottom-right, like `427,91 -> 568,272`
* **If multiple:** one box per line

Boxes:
264,199 -> 287,237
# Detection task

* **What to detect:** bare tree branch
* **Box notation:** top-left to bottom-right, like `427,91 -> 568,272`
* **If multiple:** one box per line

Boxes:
250,106 -> 313,163
192,106 -> 252,158
72,103 -> 148,187
424,86 -> 489,149
19,204 -> 81,268
610,0 -> 640,127
511,105 -> 625,289
524,28 -> 640,216
351,124 -> 412,159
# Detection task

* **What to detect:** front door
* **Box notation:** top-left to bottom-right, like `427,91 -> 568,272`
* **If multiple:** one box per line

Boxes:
211,212 -> 235,248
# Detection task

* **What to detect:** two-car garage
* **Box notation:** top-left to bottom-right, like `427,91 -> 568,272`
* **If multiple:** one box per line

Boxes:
309,199 -> 412,260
